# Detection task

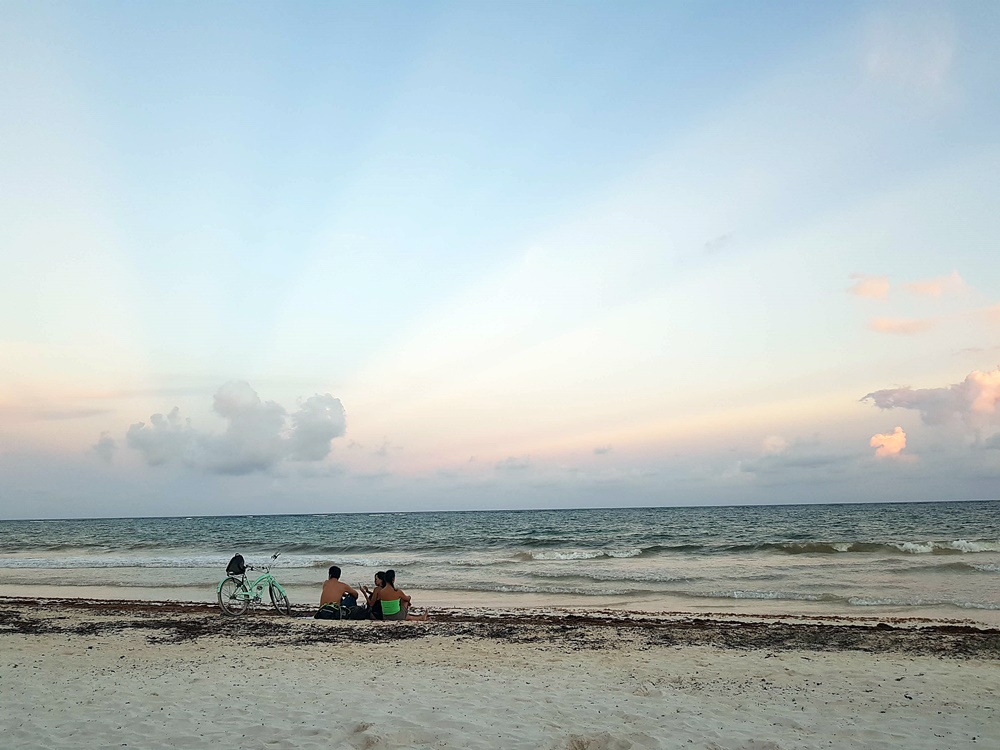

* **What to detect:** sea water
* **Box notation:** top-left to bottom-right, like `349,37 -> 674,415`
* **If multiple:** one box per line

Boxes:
0,501 -> 997,623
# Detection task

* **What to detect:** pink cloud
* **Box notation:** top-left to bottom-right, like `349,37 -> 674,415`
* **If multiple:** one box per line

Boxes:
848,273 -> 890,299
903,270 -> 965,297
869,317 -> 935,335
870,426 -> 906,458
967,370 -> 1000,415
863,368 -> 1000,427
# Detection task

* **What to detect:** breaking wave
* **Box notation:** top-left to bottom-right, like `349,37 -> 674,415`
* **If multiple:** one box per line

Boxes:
514,548 -> 644,561
731,540 -> 1000,555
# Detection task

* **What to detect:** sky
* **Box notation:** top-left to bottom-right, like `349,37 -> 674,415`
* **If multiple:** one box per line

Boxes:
2,1 -> 1000,519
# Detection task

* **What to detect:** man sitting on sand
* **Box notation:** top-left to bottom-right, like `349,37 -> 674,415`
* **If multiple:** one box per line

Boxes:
315,565 -> 368,620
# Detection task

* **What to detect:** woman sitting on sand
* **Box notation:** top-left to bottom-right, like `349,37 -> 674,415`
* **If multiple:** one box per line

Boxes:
369,569 -> 428,621
360,571 -> 386,620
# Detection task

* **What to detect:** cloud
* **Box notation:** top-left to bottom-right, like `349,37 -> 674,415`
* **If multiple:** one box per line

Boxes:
903,270 -> 965,297
848,273 -> 890,299
955,344 -> 1000,356
869,317 -> 935,335
287,393 -> 348,461
496,456 -> 531,471
122,382 -> 346,475
740,451 -> 852,477
203,382 -> 288,474
870,426 -> 906,458
36,408 -> 112,421
92,432 -> 117,463
737,435 -> 853,479
125,407 -> 196,467
863,368 -> 1000,427
593,445 -> 612,455
0,406 -> 112,422
761,435 -> 789,455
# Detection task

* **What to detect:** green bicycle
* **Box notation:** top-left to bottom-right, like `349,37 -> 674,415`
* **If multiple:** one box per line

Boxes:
217,552 -> 291,616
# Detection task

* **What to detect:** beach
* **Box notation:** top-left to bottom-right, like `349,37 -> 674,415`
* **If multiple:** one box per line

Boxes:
2,597 -> 997,749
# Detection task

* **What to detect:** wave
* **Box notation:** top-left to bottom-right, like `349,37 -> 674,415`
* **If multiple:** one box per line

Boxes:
0,579 -> 213,590
683,589 -> 1000,611
528,569 -> 697,584
729,539 -> 1000,555
513,548 -> 644,562
446,580 -> 641,597
696,590 -> 839,602
306,556 -> 422,569
440,582 -> 998,612
0,554 -> 328,570
922,561 -> 1000,574
969,562 -> 1000,573
846,596 -> 1000,611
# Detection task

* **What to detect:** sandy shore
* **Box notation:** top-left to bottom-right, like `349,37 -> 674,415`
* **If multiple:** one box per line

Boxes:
1,598 -> 998,750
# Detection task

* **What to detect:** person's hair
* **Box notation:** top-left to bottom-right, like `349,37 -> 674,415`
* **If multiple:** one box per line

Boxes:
375,571 -> 385,586
329,565 -> 341,580
383,569 -> 396,589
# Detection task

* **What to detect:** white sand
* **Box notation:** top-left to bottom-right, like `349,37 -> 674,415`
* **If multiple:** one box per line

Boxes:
1,611 -> 997,750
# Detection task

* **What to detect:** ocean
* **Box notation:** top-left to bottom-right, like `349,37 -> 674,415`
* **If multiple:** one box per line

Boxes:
1,501 -> 998,623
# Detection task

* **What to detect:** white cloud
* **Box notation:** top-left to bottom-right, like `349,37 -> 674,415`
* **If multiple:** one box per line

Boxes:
870,426 -> 906,458
122,382 -> 346,474
125,407 -> 196,467
848,273 -> 890,299
864,368 -> 1000,427
287,393 -> 348,461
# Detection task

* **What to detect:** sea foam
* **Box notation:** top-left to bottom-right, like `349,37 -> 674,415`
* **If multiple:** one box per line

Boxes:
518,548 -> 643,561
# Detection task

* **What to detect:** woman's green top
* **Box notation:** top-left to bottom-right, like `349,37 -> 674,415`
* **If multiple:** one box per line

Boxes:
380,597 -> 402,616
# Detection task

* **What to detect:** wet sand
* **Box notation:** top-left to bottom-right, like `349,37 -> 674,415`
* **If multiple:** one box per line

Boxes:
1,597 -> 998,749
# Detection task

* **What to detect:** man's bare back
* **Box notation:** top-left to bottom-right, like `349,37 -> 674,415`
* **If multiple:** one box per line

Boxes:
320,575 -> 358,607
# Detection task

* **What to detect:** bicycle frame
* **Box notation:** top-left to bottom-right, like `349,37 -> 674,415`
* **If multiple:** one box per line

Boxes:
216,563 -> 289,604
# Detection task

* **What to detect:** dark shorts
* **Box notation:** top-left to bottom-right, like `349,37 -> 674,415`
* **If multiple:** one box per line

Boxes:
314,604 -> 342,620
314,604 -> 370,620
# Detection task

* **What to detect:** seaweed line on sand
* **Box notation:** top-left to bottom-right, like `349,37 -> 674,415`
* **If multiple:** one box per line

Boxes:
0,597 -> 998,658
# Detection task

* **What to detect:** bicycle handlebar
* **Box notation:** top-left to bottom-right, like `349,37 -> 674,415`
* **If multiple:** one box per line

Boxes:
239,553 -> 282,573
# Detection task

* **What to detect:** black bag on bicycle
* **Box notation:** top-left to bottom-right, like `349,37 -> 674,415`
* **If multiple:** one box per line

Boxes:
226,554 -> 246,576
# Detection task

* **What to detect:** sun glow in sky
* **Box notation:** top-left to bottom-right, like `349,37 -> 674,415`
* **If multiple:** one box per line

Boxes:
2,2 -> 1000,518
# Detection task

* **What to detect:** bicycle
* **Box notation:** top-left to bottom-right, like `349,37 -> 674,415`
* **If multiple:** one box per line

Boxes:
217,552 -> 292,616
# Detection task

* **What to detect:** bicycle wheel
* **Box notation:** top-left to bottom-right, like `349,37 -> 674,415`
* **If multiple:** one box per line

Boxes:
218,577 -> 249,616
269,584 -> 291,616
